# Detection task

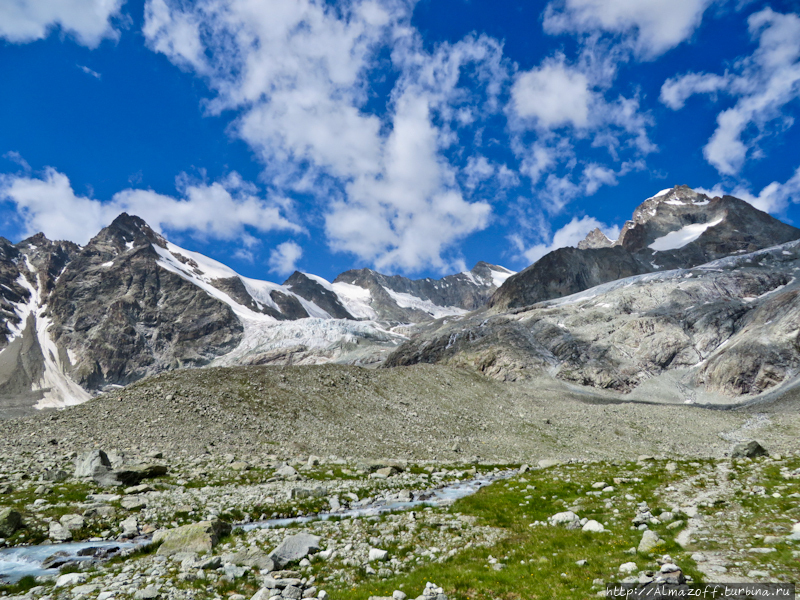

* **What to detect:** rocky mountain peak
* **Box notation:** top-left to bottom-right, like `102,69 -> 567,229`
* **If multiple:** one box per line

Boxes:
577,228 -> 614,250
490,190 -> 800,311
89,213 -> 166,254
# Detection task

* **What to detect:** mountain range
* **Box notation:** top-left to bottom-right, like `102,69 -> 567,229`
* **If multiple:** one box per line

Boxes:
1,184 -> 799,417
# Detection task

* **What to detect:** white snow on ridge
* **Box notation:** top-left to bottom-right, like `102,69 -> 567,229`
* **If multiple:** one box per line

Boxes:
331,282 -> 377,320
649,218 -> 723,252
382,287 -> 468,318
490,268 -> 515,288
647,188 -> 672,201
153,243 -> 278,322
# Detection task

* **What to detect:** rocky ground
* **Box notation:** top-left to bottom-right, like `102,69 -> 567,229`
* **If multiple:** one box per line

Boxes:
3,364 -> 800,599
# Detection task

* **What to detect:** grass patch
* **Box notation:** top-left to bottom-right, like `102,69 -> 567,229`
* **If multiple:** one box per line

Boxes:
325,460 -> 706,600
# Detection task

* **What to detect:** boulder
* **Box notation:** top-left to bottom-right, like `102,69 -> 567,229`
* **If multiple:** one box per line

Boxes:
121,516 -> 139,538
49,521 -> 73,542
154,519 -> 231,556
276,465 -> 299,478
0,507 -> 22,537
369,548 -> 389,561
268,533 -> 321,569
74,449 -> 112,478
582,520 -> 606,533
638,530 -> 663,554
732,441 -> 768,459
548,511 -> 580,527
60,514 -> 86,531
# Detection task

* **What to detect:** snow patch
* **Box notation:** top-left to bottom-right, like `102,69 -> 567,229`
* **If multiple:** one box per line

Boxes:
649,218 -> 723,252
3,270 -> 90,409
647,188 -> 672,201
331,282 -> 377,320
382,287 -> 468,318
489,268 -> 515,288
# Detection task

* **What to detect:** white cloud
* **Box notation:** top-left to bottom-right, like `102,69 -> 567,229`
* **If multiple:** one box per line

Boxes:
508,45 -> 654,217
696,165 -> 800,214
0,167 -> 300,245
511,58 -> 591,128
268,241 -> 303,276
543,0 -> 717,59
78,65 -> 102,79
142,0 -> 504,273
662,8 -> 800,176
0,0 -> 124,47
522,215 -> 620,263
659,72 -> 729,109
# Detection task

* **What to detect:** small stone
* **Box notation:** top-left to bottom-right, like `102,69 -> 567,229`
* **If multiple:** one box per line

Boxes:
619,562 -> 637,574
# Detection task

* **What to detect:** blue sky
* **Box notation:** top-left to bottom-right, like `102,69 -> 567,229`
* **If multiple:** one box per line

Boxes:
1,0 -> 800,282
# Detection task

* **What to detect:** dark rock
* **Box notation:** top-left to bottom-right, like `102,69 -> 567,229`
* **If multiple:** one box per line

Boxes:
731,441 -> 768,459
0,507 -> 22,537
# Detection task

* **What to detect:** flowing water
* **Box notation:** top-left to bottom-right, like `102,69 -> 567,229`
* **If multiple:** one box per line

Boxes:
0,470 -> 513,584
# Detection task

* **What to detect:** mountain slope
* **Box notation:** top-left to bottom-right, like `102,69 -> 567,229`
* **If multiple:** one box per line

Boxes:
386,238 -> 800,400
490,186 -> 800,310
0,214 -> 515,413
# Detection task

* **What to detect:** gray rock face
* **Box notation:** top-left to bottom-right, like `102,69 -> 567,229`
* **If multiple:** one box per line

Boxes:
490,187 -> 800,311
334,261 -> 513,323
268,533 -> 321,568
48,214 -> 245,391
577,228 -> 614,250
387,238 -> 800,397
75,449 -> 113,478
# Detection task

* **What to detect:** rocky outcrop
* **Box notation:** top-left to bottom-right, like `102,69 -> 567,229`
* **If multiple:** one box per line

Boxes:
388,239 -> 800,398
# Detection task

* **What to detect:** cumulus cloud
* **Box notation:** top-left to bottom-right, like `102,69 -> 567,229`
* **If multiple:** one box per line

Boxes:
142,0 -> 505,274
696,166 -> 800,214
0,167 -> 300,246
659,72 -> 729,109
0,0 -> 124,47
543,0 -> 717,59
511,58 -> 591,129
521,215 -> 620,263
508,42 -> 654,216
268,241 -> 303,276
661,8 -> 800,176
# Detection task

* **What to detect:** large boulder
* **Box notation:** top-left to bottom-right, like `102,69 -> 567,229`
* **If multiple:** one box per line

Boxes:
268,533 -> 321,569
94,463 -> 169,488
154,519 -> 231,556
74,449 -> 112,479
731,441 -> 768,459
0,507 -> 22,537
